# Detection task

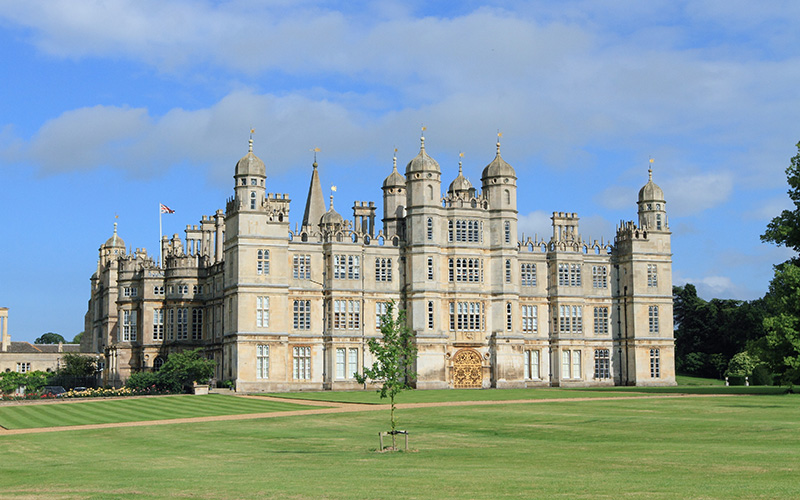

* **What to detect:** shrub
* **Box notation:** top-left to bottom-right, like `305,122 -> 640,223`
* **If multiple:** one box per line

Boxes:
158,349 -> 215,392
726,352 -> 756,377
727,375 -> 747,386
751,364 -> 774,386
126,371 -> 161,391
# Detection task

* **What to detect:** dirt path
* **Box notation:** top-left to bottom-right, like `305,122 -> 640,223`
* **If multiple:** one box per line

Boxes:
0,393 -> 732,436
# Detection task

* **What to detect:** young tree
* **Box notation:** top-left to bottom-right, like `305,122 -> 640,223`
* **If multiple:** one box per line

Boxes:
35,332 -> 66,344
356,301 -> 417,450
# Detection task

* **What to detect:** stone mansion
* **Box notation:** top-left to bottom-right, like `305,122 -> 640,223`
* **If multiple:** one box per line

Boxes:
84,134 -> 675,390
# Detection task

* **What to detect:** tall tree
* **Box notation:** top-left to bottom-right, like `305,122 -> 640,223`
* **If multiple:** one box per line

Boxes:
759,262 -> 800,385
356,301 -> 417,450
762,141 -> 800,258
673,285 -> 764,378
34,332 -> 65,344
759,141 -> 800,385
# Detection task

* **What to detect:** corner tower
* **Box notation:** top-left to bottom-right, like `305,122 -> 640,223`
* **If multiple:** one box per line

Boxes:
613,164 -> 674,386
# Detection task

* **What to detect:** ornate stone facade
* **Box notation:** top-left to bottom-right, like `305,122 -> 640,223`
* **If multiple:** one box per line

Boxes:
84,134 -> 675,390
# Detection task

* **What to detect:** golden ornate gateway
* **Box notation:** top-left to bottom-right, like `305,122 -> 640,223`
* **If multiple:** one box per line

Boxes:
452,348 -> 483,388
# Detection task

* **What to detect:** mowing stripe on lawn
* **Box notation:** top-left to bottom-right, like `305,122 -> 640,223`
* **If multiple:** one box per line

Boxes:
0,394 -> 321,430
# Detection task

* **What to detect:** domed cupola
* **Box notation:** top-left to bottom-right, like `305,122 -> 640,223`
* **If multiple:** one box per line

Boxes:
102,222 -> 126,250
448,155 -> 475,198
383,154 -> 406,189
481,135 -> 516,182
405,134 -> 441,176
99,222 -> 126,267
638,167 -> 665,204
232,133 -> 267,212
235,136 -> 266,180
320,194 -> 345,233
637,163 -> 668,231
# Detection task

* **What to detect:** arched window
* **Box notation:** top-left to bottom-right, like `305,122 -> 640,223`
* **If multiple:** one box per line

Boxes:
504,189 -> 510,205
506,302 -> 512,331
257,249 -> 269,275
427,218 -> 433,240
504,221 -> 511,244
153,356 -> 164,371
505,259 -> 511,283
427,257 -> 434,280
428,301 -> 434,329
428,184 -> 434,201
250,191 -> 256,209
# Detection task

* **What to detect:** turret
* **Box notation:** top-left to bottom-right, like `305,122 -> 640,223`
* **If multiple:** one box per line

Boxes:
232,135 -> 267,213
405,133 -> 442,209
638,166 -> 668,232
382,151 -> 406,237
447,156 -> 476,200
480,134 -> 518,248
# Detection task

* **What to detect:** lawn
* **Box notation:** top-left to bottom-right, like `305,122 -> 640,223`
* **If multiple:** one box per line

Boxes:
263,382 -> 786,405
0,393 -> 797,499
0,394 -> 314,430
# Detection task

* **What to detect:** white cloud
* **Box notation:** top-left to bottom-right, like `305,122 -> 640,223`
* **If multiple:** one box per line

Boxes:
662,171 -> 735,216
517,210 -> 551,241
672,272 -> 742,300
2,1 -> 800,193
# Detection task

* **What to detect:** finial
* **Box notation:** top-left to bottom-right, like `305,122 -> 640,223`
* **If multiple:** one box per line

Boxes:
392,148 -> 398,171
649,157 -> 654,180
249,129 -> 254,153
496,130 -> 502,155
329,194 -> 334,210
458,152 -> 464,174
311,147 -> 320,168
421,125 -> 426,151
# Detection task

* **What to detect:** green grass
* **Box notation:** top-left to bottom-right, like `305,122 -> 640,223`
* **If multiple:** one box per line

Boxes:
0,394 -> 797,499
262,387 -> 652,404
0,394 -> 315,430
263,383 -> 786,405
676,374 -> 726,386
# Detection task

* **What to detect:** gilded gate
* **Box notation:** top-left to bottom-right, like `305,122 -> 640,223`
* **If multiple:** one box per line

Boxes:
452,348 -> 483,388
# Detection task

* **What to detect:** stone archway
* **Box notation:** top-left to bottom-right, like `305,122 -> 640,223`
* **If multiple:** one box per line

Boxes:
452,348 -> 483,388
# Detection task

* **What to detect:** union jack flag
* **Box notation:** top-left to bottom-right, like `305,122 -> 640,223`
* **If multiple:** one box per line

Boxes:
160,203 -> 175,214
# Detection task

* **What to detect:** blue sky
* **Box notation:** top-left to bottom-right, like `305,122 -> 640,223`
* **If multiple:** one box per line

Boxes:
1,0 -> 798,343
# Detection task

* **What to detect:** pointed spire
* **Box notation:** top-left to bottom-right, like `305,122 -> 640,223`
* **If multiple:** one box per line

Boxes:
302,153 -> 326,230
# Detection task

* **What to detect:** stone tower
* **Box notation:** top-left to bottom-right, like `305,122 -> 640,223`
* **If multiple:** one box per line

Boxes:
613,166 -> 675,386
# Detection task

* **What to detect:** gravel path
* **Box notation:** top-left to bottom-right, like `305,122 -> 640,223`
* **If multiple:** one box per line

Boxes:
0,393 -> 730,436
